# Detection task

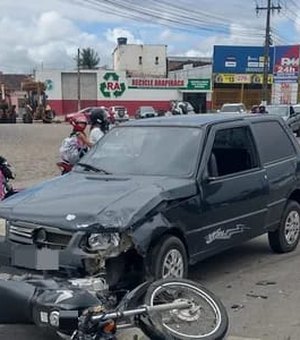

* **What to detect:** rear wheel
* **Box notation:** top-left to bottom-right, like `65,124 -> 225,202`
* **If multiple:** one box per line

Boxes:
140,278 -> 229,340
268,200 -> 300,253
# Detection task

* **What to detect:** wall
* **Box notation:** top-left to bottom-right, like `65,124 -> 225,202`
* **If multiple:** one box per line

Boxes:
113,44 -> 167,77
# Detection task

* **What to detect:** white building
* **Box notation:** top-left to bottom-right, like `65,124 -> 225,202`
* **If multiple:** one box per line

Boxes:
113,38 -> 167,77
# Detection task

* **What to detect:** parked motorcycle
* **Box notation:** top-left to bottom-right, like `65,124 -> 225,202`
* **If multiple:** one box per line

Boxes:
0,156 -> 18,200
0,274 -> 228,340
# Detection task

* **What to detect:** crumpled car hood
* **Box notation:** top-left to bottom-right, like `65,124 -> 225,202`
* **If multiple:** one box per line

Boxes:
0,172 -> 197,232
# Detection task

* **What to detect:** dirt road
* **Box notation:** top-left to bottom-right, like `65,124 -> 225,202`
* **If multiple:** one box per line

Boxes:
0,123 -> 300,340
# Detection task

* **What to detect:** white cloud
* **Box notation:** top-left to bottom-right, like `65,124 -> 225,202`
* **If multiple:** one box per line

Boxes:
105,28 -> 143,45
0,0 -> 297,73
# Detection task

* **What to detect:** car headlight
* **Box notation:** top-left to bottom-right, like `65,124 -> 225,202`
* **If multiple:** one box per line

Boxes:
87,232 -> 120,251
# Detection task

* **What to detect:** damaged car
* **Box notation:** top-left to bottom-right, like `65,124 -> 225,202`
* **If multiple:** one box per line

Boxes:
1,114 -> 300,289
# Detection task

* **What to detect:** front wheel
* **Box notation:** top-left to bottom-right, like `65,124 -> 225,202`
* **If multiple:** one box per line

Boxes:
149,236 -> 188,280
140,278 -> 229,340
268,200 -> 300,253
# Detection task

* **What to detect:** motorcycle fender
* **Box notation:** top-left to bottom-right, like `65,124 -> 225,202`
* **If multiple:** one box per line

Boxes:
0,279 -> 36,323
117,281 -> 151,311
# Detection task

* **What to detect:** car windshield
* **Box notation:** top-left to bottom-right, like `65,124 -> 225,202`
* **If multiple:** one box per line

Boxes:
221,105 -> 243,112
78,126 -> 202,177
141,107 -> 155,113
266,106 -> 288,117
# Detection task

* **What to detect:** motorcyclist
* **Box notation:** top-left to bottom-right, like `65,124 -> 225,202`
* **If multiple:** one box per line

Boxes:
259,104 -> 267,114
89,108 -> 108,145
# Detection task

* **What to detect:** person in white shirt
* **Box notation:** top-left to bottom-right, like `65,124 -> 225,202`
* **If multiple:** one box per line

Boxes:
89,108 -> 108,145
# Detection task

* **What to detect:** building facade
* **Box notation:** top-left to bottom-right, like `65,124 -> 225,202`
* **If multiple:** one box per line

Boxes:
113,38 -> 167,77
36,68 -> 212,116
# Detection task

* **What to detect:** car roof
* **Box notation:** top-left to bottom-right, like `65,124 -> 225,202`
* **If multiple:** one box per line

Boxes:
123,113 -> 281,128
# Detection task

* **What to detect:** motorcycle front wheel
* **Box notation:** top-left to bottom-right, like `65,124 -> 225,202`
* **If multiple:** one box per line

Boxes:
139,278 -> 228,340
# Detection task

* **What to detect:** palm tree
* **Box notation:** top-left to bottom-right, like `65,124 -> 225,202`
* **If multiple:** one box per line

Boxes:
79,48 -> 100,69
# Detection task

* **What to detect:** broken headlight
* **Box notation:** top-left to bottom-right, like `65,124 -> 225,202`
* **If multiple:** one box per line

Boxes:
87,232 -> 120,251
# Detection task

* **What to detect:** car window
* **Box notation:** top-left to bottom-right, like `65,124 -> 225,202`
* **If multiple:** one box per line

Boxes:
81,126 -> 202,177
251,121 -> 295,164
208,126 -> 258,177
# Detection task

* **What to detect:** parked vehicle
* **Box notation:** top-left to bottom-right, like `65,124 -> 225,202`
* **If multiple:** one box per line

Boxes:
135,106 -> 157,119
293,104 -> 300,114
0,275 -> 228,340
220,103 -> 246,113
109,105 -> 129,123
1,114 -> 300,289
266,104 -> 300,136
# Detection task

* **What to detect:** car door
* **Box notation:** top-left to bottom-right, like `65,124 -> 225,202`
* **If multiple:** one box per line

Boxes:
251,120 -> 298,229
186,122 -> 269,261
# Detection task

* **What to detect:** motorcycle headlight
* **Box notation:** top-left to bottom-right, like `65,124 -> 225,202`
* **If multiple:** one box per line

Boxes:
87,232 -> 120,251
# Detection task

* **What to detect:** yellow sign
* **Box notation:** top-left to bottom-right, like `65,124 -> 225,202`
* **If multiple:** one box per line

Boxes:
214,73 -> 273,84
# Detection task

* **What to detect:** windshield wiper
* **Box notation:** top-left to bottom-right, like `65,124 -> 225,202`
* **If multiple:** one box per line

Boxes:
77,162 -> 112,175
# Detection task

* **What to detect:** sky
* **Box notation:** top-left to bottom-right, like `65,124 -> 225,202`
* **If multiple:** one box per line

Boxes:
1,0 -> 300,74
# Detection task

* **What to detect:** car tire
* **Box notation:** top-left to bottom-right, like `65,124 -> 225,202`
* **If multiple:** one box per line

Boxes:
268,200 -> 300,253
296,128 -> 300,137
149,235 -> 188,280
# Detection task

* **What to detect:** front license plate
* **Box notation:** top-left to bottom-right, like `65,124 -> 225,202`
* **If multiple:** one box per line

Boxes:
12,245 -> 59,270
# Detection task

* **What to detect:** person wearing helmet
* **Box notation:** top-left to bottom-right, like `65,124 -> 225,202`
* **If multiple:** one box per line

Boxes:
89,108 -> 108,145
259,104 -> 267,114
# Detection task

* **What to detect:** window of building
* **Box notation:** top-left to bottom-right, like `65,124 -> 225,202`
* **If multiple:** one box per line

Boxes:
139,56 -> 142,65
155,56 -> 159,65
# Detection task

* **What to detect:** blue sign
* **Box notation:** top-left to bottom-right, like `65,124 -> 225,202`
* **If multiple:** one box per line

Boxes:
213,45 -> 274,74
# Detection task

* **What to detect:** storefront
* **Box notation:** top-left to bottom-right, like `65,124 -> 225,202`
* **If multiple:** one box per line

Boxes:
212,45 -> 300,109
36,70 -> 211,116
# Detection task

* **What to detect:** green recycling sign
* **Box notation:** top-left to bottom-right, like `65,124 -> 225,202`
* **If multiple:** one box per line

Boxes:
99,72 -> 126,98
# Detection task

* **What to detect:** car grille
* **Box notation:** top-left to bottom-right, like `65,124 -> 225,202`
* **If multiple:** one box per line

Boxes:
8,222 -> 73,250
116,108 -> 125,117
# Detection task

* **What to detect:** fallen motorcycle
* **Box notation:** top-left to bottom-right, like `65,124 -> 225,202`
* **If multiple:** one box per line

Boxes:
0,274 -> 228,340
0,156 -> 18,200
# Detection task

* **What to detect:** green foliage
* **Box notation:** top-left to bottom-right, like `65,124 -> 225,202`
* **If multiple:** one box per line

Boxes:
78,48 -> 100,69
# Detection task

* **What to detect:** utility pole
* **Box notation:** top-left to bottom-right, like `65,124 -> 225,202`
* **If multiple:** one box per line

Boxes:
77,48 -> 81,111
256,0 -> 281,104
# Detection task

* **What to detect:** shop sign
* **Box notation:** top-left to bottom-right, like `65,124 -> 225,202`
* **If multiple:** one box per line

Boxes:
273,45 -> 300,82
128,78 -> 185,89
99,72 -> 126,98
128,78 -> 210,90
214,73 -> 273,84
186,79 -> 211,90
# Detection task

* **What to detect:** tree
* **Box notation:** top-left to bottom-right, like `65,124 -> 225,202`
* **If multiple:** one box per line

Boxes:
78,48 -> 100,69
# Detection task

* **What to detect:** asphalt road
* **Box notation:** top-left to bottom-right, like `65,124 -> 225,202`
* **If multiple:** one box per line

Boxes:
0,123 -> 300,340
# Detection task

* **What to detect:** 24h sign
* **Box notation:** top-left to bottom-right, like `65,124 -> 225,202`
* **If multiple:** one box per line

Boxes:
99,72 -> 126,98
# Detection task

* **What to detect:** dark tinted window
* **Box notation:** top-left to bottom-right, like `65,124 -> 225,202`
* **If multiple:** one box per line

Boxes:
209,126 -> 258,177
252,121 -> 295,164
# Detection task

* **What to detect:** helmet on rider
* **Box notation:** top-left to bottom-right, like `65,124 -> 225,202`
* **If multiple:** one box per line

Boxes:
259,104 -> 266,114
90,108 -> 106,126
90,108 -> 109,133
71,114 -> 88,132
